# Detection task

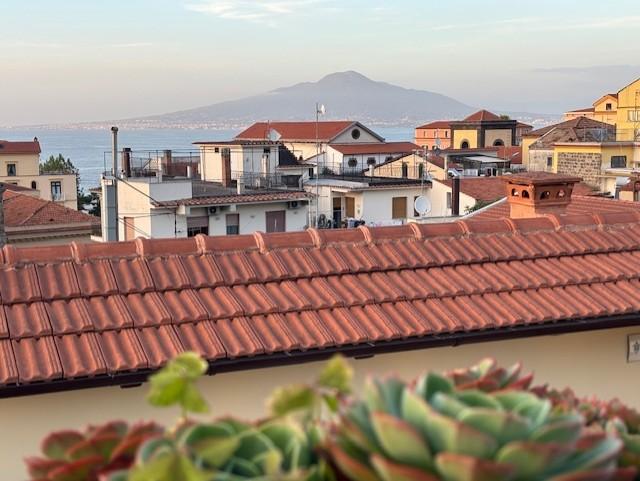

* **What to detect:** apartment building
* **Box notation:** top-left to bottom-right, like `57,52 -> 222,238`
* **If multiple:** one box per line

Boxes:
0,139 -> 77,210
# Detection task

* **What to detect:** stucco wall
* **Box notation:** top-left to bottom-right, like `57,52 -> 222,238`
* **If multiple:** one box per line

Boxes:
528,149 -> 554,172
0,172 -> 77,209
1,325 -> 638,479
484,129 -> 513,147
207,202 -> 308,235
429,180 -> 477,217
453,129 -> 478,149
0,153 -> 40,176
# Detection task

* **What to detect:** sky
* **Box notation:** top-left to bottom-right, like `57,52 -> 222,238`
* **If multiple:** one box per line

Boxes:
1,0 -> 639,125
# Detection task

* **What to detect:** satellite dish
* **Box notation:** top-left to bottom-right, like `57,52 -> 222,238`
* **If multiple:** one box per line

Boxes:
414,196 -> 431,217
317,104 -> 326,115
434,147 -> 441,156
268,129 -> 282,142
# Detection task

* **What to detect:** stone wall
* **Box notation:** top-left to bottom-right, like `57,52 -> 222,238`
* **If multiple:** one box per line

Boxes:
556,152 -> 602,187
529,149 -> 554,172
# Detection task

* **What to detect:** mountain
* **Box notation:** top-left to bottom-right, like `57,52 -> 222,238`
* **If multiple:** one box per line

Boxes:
140,71 -> 476,127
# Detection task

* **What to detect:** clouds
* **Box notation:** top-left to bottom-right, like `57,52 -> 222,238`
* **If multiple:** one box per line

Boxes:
185,0 -> 328,24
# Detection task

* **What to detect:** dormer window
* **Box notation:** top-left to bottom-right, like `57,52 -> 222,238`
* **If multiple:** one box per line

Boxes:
606,103 -> 612,111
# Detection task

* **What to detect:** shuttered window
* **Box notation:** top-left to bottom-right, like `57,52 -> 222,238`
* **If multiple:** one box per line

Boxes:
392,196 -> 407,219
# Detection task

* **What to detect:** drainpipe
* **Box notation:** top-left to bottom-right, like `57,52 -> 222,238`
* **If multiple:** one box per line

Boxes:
0,183 -> 6,248
451,176 -> 460,217
111,126 -> 119,241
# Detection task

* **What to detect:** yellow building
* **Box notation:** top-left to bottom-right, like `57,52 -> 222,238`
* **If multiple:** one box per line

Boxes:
564,93 -> 618,125
615,77 -> 640,141
450,110 -> 517,149
0,139 -> 78,210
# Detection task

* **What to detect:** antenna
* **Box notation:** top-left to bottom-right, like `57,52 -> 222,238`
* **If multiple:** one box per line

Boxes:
414,196 -> 432,217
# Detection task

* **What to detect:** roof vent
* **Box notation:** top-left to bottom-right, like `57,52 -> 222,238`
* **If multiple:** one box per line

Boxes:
505,172 -> 581,219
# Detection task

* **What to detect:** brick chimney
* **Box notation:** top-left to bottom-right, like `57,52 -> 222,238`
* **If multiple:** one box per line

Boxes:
505,172 -> 581,219
221,149 -> 232,187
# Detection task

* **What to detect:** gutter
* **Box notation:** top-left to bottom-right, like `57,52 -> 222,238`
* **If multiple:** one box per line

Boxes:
1,312 -> 639,399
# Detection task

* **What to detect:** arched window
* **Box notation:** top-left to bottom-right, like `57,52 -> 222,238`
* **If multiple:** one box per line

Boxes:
31,181 -> 37,190
493,139 -> 505,147
460,140 -> 470,149
418,163 -> 425,179
401,163 -> 408,178
347,157 -> 358,168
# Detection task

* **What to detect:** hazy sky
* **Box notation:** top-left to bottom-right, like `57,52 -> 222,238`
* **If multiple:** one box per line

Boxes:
1,0 -> 640,125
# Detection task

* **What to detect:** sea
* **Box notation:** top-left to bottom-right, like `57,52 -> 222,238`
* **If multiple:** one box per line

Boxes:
0,127 -> 414,191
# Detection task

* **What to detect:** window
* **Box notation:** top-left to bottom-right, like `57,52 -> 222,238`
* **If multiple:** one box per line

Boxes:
401,162 -> 408,178
30,181 -> 37,189
351,128 -> 361,140
546,156 -> 553,168
265,210 -> 286,233
493,139 -> 504,147
611,156 -> 627,169
367,157 -> 376,166
226,214 -> 239,235
6,163 -> 16,176
445,131 -> 448,138
606,103 -> 613,111
347,157 -> 358,168
446,192 -> 452,210
392,196 -> 407,219
629,110 -> 640,122
214,147 -> 220,153
187,216 -> 209,237
345,197 -> 355,218
50,181 -> 62,201
460,140 -> 470,149
418,163 -> 425,179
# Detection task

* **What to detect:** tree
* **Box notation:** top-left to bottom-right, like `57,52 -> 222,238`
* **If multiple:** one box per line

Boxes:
499,114 -> 511,120
39,154 -> 77,175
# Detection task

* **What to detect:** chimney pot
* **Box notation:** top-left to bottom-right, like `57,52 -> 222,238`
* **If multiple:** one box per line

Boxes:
505,172 -> 581,219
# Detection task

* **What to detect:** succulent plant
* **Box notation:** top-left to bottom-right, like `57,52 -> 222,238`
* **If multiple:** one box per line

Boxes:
327,371 -> 636,481
446,358 -> 534,393
25,420 -> 163,481
128,417 -> 329,481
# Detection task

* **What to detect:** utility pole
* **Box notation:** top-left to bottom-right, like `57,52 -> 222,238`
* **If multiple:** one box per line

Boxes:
315,103 -> 325,226
0,183 -> 6,248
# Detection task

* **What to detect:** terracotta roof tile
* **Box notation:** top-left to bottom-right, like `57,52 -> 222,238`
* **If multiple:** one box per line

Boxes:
416,120 -> 451,130
0,139 -> 41,155
462,110 -> 502,122
155,191 -> 310,207
2,191 -> 94,228
234,121 -> 381,143
6,210 -> 640,394
329,142 -> 419,155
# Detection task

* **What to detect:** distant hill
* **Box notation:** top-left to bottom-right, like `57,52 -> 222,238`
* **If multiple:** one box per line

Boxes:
140,71 -> 476,127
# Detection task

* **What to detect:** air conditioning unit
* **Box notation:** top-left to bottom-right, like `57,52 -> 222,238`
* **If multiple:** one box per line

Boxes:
287,201 -> 300,209
209,206 -> 229,214
209,206 -> 218,214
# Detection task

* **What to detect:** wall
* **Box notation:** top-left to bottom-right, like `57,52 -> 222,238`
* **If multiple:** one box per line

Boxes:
452,129 -> 478,149
528,148 -> 555,172
207,202 -> 309,235
2,325 -> 639,479
0,153 -> 39,176
484,129 -> 513,147
414,128 -> 451,150
616,79 -> 640,141
429,180 -> 477,217
359,187 -> 430,224
555,146 -> 603,188
0,172 -> 77,210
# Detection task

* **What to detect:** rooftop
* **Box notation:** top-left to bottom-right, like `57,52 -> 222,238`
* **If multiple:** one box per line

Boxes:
2,191 -> 96,228
416,120 -> 451,130
329,142 -> 419,155
525,116 -> 614,139
436,177 -> 508,202
0,139 -> 41,155
153,190 -> 310,207
235,121 -> 383,143
4,208 -> 640,396
461,110 -> 503,122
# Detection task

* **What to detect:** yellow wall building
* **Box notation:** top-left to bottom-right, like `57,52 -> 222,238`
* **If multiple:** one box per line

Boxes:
564,94 -> 618,125
616,78 -> 640,141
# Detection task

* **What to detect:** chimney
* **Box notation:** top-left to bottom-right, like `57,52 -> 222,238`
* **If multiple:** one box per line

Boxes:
451,176 -> 460,216
505,172 -> 581,219
110,127 -> 119,176
122,148 -> 132,178
163,149 -> 172,175
237,178 -> 245,194
221,149 -> 232,187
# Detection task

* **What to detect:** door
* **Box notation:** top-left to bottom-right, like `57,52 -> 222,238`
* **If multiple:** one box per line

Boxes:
392,196 -> 407,219
265,210 -> 286,233
345,196 -> 355,218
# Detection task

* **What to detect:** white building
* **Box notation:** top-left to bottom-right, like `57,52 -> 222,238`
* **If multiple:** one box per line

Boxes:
308,141 -> 420,174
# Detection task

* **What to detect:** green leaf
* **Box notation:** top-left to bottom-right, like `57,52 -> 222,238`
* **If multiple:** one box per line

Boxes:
327,442 -> 380,481
371,453 -> 439,481
415,372 -> 454,403
425,410 -> 498,459
435,452 -> 515,481
317,355 -> 353,394
130,451 -> 210,481
496,441 -> 572,478
458,408 -> 531,445
41,430 -> 85,461
170,352 -> 209,380
182,384 -> 209,414
268,385 -> 318,417
147,372 -> 187,407
370,411 -> 432,470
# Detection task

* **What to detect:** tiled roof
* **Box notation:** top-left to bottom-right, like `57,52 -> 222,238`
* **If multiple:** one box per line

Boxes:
5,212 -> 640,395
0,183 -> 34,193
436,177 -> 509,202
470,194 -> 640,221
153,191 -> 310,207
516,122 -> 532,129
462,110 -> 502,122
2,191 -> 95,228
0,140 -> 41,155
566,107 -> 595,114
416,121 -> 451,130
329,142 -> 419,155
235,121 -> 383,142
496,146 -> 522,164
526,116 -> 612,138
528,117 -> 615,149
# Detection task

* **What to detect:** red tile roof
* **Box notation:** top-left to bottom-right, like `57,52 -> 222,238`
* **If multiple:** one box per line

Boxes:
0,139 -> 41,155
153,191 -> 310,207
567,107 -> 595,113
0,182 -> 34,193
462,110 -> 502,122
235,121 -> 383,142
416,121 -> 451,130
496,146 -> 522,164
470,192 -> 637,221
2,191 -> 95,228
436,177 -> 510,202
329,142 -> 419,155
5,205 -> 640,394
